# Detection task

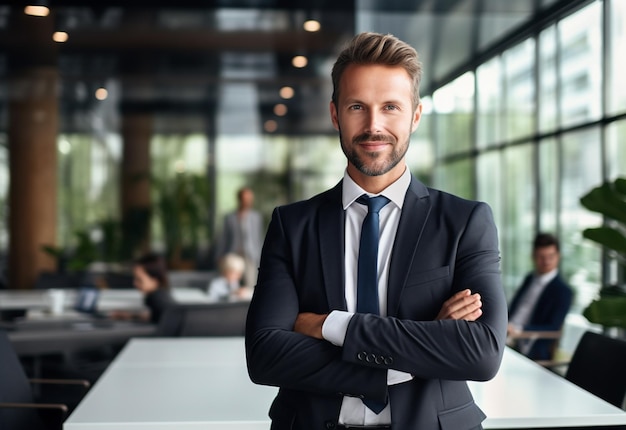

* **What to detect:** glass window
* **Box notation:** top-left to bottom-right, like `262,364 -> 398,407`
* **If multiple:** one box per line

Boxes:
290,135 -> 345,201
538,25 -> 558,133
558,2 -> 602,128
476,150 -> 502,217
608,0 -> 626,114
559,127 -> 602,312
538,138 -> 559,233
476,57 -> 502,148
499,144 -> 534,297
476,151 -> 503,275
151,134 -> 210,258
409,98 -> 435,185
433,159 -> 474,200
503,38 -> 536,141
607,120 -> 626,179
606,120 -> 626,285
57,134 -> 121,249
432,72 -> 475,158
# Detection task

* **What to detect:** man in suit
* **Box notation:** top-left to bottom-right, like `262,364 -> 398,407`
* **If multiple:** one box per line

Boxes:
245,32 -> 508,430
217,187 -> 264,288
508,232 -> 573,361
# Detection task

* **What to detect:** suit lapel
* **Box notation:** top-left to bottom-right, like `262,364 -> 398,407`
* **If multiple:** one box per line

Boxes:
387,178 -> 431,317
318,182 -> 347,311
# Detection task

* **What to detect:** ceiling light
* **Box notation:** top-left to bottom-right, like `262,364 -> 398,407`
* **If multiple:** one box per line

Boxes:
24,6 -> 49,17
274,104 -> 288,116
292,56 -> 308,68
303,20 -> 321,32
52,32 -> 69,43
95,88 -> 108,100
279,86 -> 294,99
264,120 -> 278,133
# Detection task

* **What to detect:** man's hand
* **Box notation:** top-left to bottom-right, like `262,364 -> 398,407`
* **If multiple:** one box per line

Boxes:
294,312 -> 328,339
436,289 -> 482,321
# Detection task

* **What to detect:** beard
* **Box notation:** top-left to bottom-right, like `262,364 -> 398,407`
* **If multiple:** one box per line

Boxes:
339,130 -> 409,177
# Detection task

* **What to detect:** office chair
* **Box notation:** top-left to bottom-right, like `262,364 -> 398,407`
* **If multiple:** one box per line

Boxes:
0,330 -> 90,430
564,331 -> 626,409
156,301 -> 249,337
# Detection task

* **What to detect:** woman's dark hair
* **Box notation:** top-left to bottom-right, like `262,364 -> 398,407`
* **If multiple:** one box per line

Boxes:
135,252 -> 169,289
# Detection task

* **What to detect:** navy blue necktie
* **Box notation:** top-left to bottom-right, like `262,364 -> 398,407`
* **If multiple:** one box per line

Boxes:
356,194 -> 390,415
356,194 -> 390,315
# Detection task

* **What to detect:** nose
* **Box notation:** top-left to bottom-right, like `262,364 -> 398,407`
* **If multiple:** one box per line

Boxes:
365,110 -> 382,134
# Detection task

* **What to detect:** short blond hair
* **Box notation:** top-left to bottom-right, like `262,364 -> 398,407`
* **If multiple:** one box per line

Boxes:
219,253 -> 245,274
331,32 -> 422,109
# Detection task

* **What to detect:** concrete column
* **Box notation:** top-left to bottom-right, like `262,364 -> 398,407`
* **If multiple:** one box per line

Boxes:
120,113 -> 152,258
8,67 -> 59,289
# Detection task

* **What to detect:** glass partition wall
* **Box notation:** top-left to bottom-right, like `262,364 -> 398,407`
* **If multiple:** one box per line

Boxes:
427,0 -> 625,309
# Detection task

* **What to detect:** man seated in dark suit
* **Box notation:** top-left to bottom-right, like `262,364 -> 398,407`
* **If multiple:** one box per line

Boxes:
508,232 -> 573,360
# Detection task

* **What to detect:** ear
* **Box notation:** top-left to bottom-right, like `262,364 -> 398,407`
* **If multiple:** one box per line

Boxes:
411,102 -> 423,133
330,100 -> 339,131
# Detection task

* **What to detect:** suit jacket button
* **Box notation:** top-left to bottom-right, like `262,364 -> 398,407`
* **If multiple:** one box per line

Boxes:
366,353 -> 376,363
324,421 -> 336,429
384,356 -> 394,365
375,355 -> 383,365
357,351 -> 367,361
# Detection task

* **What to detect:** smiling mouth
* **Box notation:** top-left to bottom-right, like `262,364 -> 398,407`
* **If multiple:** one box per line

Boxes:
353,133 -> 393,145
359,141 -> 388,150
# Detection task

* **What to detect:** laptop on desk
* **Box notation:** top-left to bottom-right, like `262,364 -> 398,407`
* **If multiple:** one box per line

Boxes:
74,287 -> 109,320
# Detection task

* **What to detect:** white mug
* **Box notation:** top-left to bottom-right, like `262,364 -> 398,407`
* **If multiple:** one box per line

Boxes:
47,289 -> 66,315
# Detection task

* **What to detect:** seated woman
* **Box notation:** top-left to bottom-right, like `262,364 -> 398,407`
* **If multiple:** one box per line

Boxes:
113,252 -> 175,324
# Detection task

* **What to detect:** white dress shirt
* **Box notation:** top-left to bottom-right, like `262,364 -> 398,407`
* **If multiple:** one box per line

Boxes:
509,268 -> 558,354
322,167 -> 413,426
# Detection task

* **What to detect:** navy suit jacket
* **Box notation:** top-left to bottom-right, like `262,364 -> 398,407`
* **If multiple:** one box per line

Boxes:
508,272 -> 573,360
245,176 -> 508,430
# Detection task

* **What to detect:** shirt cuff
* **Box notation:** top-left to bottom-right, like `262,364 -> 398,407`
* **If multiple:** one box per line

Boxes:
322,310 -> 354,347
388,369 -> 413,385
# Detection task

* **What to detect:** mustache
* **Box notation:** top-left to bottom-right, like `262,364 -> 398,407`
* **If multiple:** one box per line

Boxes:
352,133 -> 394,144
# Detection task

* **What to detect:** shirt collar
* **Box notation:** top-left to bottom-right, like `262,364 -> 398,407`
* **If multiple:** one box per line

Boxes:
342,167 -> 411,210
534,268 -> 558,285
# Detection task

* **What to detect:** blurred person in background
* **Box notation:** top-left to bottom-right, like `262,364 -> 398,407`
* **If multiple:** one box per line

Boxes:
207,252 -> 252,301
216,187 -> 264,288
111,252 -> 174,324
508,232 -> 573,360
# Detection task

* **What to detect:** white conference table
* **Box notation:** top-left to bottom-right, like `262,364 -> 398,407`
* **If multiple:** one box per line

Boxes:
64,338 -> 626,430
0,287 -> 213,313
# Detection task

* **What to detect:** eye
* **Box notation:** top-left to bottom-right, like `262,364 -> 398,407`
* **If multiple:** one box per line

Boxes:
384,104 -> 399,111
349,104 -> 363,110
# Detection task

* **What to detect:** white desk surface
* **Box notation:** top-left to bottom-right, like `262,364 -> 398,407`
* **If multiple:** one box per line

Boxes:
64,338 -> 626,430
0,287 -> 213,314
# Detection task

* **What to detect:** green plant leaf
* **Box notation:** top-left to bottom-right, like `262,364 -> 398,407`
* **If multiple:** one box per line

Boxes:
582,227 -> 626,256
583,297 -> 626,329
580,179 -> 626,225
614,178 -> 626,195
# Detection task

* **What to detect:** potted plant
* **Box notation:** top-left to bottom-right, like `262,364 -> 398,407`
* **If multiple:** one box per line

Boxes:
153,172 -> 211,269
579,177 -> 626,331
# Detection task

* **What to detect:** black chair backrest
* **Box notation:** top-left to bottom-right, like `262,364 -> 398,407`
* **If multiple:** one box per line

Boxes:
0,330 -> 47,429
565,331 -> 626,408
156,301 -> 249,337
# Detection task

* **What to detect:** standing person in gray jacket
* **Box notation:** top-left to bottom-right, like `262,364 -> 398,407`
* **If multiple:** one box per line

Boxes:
217,186 -> 264,288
